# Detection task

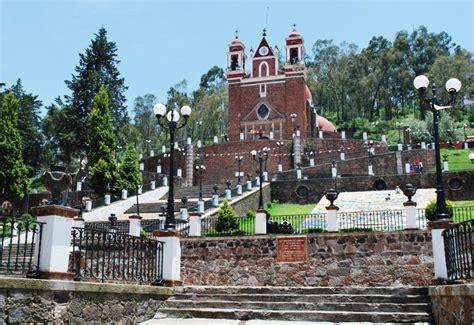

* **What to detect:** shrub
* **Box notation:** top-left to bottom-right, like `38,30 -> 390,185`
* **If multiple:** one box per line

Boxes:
425,199 -> 454,221
302,228 -> 326,234
216,199 -> 238,232
246,208 -> 256,219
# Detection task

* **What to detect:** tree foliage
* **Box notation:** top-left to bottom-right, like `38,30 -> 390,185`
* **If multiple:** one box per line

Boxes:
0,92 -> 28,199
87,87 -> 117,196
115,145 -> 142,192
216,199 -> 238,232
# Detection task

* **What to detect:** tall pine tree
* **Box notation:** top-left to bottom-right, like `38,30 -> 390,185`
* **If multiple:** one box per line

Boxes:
0,92 -> 28,200
64,27 -> 128,157
88,87 -> 117,196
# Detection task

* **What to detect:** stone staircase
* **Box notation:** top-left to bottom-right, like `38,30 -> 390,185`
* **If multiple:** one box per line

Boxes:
155,286 -> 433,323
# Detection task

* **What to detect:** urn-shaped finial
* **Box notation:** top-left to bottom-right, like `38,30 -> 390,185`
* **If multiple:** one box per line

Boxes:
325,188 -> 339,207
42,165 -> 72,205
403,183 -> 417,203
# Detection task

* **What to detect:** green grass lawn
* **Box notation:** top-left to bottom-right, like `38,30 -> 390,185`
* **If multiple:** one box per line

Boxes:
266,203 -> 315,216
452,200 -> 474,208
431,149 -> 474,172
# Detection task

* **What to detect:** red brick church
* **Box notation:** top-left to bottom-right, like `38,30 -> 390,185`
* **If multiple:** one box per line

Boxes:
226,26 -> 336,141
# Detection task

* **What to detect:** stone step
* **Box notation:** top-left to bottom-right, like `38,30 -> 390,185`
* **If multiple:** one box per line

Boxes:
182,286 -> 429,296
166,299 -> 431,313
172,293 -> 431,304
158,307 -> 432,323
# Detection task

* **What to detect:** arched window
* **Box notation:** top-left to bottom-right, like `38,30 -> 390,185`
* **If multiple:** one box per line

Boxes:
259,61 -> 269,77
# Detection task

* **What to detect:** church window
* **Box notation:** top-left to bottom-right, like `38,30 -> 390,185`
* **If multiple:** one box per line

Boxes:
259,61 -> 269,77
230,55 -> 239,70
257,104 -> 270,120
290,48 -> 299,64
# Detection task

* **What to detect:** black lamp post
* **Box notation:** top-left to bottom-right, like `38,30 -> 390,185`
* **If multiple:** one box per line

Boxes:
195,164 -> 206,201
414,75 -> 461,221
276,141 -> 284,164
290,113 -> 297,134
251,148 -> 269,209
235,155 -> 243,185
145,139 -> 151,156
153,103 -> 192,230
396,122 -> 402,144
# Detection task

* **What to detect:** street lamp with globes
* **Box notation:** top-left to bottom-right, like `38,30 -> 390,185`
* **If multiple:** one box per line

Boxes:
153,103 -> 192,230
251,148 -> 269,209
413,75 -> 461,221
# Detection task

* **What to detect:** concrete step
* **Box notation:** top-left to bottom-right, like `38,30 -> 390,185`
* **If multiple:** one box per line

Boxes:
172,293 -> 431,304
182,286 -> 429,296
166,299 -> 431,313
158,307 -> 432,323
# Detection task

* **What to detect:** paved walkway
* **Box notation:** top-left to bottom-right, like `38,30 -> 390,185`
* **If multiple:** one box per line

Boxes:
141,318 -> 429,325
310,188 -> 436,214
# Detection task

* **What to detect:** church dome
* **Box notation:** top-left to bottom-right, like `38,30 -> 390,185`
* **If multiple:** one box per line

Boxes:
231,36 -> 244,46
317,116 -> 337,132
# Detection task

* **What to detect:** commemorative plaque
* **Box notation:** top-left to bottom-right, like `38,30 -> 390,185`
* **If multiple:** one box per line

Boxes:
276,236 -> 307,262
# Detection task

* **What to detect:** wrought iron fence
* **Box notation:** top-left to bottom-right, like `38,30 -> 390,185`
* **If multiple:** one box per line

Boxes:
442,219 -> 473,281
201,216 -> 255,237
141,219 -> 189,238
338,210 -> 405,231
452,207 -> 474,223
0,217 -> 45,276
70,227 -> 164,284
416,209 -> 428,229
85,220 -> 130,234
268,214 -> 327,234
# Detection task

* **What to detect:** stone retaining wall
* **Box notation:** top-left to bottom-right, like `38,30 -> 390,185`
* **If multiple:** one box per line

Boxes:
181,230 -> 434,287
430,283 -> 473,325
0,278 -> 173,324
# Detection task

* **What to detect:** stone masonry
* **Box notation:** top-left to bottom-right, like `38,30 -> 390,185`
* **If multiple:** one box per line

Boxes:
181,230 -> 434,287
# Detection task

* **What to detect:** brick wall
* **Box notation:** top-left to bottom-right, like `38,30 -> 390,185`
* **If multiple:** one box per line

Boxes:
181,230 -> 434,287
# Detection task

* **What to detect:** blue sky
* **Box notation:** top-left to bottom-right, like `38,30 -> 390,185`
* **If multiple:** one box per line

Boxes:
1,0 -> 473,116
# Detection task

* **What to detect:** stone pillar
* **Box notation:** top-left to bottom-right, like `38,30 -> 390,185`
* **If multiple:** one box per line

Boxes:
213,135 -> 218,144
292,135 -> 302,168
421,142 -> 426,149
464,142 -> 468,149
398,143 -> 403,151
150,149 -> 154,157
278,164 -> 283,172
326,205 -> 339,232
31,205 -> 79,279
263,171 -> 268,182
225,189 -> 231,200
72,216 -> 85,228
129,215 -> 142,237
341,131 -> 346,139
407,145 -> 412,151
179,208 -> 188,222
331,166 -> 337,178
197,140 -> 202,148
104,194 -> 111,205
212,195 -> 219,207
157,165 -> 162,174
405,162 -> 411,174
362,132 -> 368,140
189,212 -> 202,237
246,181 -> 252,191
153,231 -> 182,285
296,168 -> 302,180
174,142 -> 179,150
368,165 -> 374,176
137,185 -> 143,195
177,168 -> 182,178
139,153 -> 143,160
340,152 -> 345,161
269,131 -> 274,140
381,135 -> 386,142
443,161 -> 449,172
239,132 -> 244,141
162,176 -> 168,186
255,176 -> 260,186
76,181 -> 82,191
404,201 -> 418,229
197,200 -> 204,213
85,200 -> 92,211
318,130 -> 323,138
151,180 -> 156,190
236,184 -> 242,195
185,144 -> 194,187
429,221 -> 452,280
309,158 -> 315,167
162,145 -> 166,154
121,189 -> 128,200
255,209 -> 267,235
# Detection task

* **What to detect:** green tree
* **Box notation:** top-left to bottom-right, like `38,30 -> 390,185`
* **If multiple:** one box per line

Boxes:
115,145 -> 142,192
133,94 -> 159,154
0,92 -> 28,199
60,27 -> 128,159
10,79 -> 44,175
87,87 -> 117,195
215,199 -> 238,232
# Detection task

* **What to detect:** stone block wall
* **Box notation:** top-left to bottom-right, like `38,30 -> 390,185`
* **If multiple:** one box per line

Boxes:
181,230 -> 434,287
0,278 -> 172,324
430,284 -> 473,325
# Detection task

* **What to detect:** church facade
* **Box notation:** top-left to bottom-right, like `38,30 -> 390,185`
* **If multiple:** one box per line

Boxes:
226,26 -> 335,141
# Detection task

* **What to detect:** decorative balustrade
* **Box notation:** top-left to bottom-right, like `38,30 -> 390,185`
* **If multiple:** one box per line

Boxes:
442,219 -> 473,281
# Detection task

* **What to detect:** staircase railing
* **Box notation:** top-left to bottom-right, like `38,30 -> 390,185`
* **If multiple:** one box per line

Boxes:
442,219 -> 473,281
